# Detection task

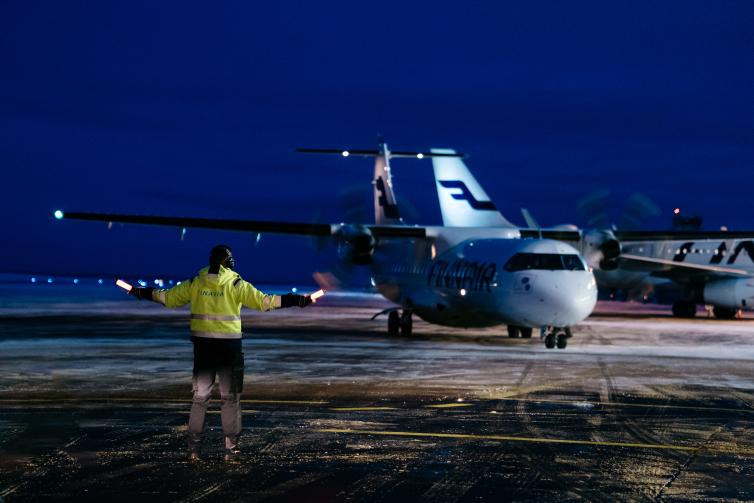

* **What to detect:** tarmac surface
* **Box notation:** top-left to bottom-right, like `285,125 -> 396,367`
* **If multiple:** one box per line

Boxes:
1,292 -> 753,501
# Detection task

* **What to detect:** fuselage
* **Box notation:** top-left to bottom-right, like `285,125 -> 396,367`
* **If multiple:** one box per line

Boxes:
370,230 -> 597,329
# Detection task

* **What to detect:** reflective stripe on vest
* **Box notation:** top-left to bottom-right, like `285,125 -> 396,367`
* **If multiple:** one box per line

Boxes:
191,330 -> 243,339
191,314 -> 241,322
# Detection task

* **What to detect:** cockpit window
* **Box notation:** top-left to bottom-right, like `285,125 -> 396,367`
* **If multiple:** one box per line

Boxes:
561,254 -> 587,270
504,253 -> 587,272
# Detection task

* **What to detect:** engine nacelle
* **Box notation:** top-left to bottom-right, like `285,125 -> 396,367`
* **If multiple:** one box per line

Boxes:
703,278 -> 754,310
582,229 -> 621,270
336,224 -> 376,265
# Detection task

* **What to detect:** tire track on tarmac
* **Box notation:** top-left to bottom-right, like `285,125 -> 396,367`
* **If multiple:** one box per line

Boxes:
417,361 -> 537,501
599,360 -> 680,456
506,360 -> 556,497
512,359 -> 620,503
391,360 -> 540,502
598,359 -> 690,500
654,420 -> 732,502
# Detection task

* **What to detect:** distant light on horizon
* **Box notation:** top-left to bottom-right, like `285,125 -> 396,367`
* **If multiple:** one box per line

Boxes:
47,278 -> 53,283
416,153 -> 424,159
54,210 -> 64,220
460,288 -> 467,296
341,150 -> 349,157
291,287 -> 298,293
31,277 -> 36,283
98,279 -> 103,284
673,207 -> 680,215
73,278 -> 79,284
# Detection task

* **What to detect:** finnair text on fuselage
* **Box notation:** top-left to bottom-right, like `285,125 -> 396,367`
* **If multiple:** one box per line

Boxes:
427,259 -> 496,292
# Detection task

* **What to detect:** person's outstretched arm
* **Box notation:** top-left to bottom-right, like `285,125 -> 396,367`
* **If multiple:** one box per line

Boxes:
235,279 -> 311,311
131,279 -> 193,308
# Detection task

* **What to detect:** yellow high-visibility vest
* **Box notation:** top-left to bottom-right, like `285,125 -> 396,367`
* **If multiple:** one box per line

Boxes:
153,266 -> 276,339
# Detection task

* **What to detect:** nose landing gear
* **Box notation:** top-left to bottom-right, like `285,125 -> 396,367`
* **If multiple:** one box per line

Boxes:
388,311 -> 400,337
387,310 -> 413,337
400,310 -> 413,337
507,325 -> 533,338
542,326 -> 571,349
672,300 -> 697,318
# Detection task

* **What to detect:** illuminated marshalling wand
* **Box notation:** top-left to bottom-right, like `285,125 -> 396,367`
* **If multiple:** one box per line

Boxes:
115,279 -> 133,292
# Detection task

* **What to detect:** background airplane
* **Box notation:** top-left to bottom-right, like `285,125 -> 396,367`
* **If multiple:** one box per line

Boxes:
54,142 -> 598,349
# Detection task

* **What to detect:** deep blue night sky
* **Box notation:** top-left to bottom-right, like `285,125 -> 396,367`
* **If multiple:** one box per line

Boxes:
2,1 -> 753,284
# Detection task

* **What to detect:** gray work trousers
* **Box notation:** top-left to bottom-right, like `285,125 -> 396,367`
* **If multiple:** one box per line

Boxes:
187,336 -> 244,451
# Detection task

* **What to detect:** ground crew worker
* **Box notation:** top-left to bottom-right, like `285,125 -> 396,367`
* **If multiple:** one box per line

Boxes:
128,244 -> 313,461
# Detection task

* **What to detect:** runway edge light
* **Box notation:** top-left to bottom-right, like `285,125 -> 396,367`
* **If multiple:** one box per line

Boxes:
54,210 -> 64,220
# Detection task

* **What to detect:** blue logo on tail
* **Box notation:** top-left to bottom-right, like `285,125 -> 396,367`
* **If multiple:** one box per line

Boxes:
438,180 -> 497,211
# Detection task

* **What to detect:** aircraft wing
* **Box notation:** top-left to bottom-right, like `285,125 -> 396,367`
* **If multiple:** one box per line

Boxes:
614,230 -> 754,283
613,230 -> 754,241
518,228 -> 754,242
618,253 -> 752,282
53,211 -> 427,239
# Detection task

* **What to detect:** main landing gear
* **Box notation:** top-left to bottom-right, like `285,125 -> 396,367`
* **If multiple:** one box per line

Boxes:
672,300 -> 740,320
507,325 -> 533,338
712,306 -> 738,320
672,300 -> 697,318
388,310 -> 413,337
541,326 -> 571,349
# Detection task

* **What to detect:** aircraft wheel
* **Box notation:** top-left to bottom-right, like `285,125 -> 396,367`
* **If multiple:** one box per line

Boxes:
556,333 -> 567,349
672,300 -> 697,318
713,306 -> 738,320
520,327 -> 533,339
507,325 -> 520,338
400,311 -> 413,337
544,333 -> 556,349
388,311 -> 400,336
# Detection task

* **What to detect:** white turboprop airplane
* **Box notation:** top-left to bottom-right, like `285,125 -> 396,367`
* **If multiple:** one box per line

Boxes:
428,153 -> 754,320
53,142 -> 598,349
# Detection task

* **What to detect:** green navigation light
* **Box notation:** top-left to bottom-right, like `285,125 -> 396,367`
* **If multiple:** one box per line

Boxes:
54,210 -> 64,220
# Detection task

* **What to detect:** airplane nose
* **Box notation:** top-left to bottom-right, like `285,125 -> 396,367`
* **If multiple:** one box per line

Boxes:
505,271 -> 597,327
543,273 -> 597,326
